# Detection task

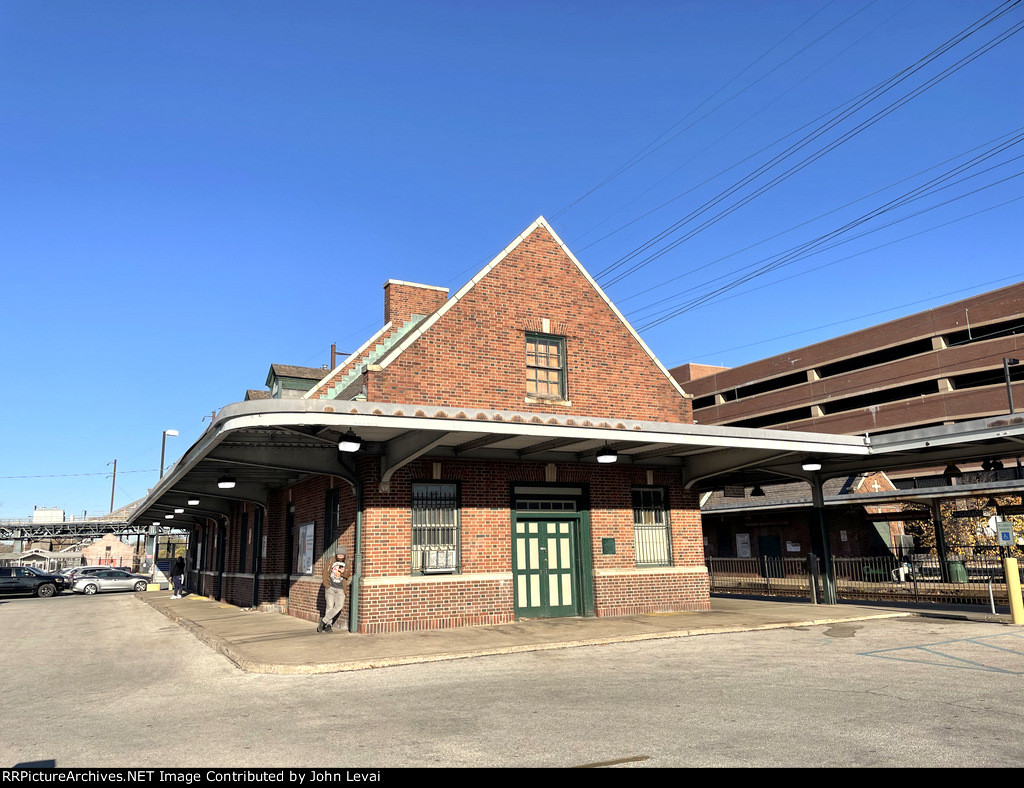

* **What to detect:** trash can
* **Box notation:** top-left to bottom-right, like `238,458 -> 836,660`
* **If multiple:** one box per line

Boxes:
946,560 -> 968,583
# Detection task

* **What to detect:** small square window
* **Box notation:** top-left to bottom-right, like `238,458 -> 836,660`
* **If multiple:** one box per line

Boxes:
526,333 -> 567,399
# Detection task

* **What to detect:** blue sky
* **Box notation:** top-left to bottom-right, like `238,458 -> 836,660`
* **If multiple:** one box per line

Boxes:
2,1 -> 1022,518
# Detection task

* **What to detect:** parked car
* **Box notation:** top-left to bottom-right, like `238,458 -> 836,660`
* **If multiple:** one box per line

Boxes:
66,566 -> 114,584
72,570 -> 150,595
0,566 -> 67,597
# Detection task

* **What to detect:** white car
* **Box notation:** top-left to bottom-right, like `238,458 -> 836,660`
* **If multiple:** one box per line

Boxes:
72,569 -> 150,595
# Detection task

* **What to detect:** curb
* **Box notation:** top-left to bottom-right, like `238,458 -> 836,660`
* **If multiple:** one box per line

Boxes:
140,595 -> 919,676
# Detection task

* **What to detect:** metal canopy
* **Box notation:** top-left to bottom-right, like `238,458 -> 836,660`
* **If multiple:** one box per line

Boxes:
127,399 -> 1024,527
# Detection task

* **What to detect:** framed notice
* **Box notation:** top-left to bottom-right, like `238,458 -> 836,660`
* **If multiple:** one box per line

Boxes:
736,533 -> 751,558
296,522 -> 315,575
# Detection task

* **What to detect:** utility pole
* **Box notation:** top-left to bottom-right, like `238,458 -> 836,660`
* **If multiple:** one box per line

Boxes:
108,459 -> 117,514
331,344 -> 351,368
1004,358 -> 1019,414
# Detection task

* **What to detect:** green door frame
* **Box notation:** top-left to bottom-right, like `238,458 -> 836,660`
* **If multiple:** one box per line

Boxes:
509,483 -> 594,619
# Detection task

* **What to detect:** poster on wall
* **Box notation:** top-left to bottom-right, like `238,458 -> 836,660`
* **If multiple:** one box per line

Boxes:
736,533 -> 751,558
297,523 -> 314,574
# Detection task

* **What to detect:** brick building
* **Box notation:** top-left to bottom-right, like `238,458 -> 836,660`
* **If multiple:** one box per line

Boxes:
672,281 -> 1024,436
131,219 -> 1024,622
81,534 -> 136,568
141,218 -> 807,633
672,282 -> 1024,561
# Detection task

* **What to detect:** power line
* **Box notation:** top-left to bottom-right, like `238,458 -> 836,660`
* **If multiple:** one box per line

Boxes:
617,125 -> 1024,308
684,274 -> 1024,360
567,0 -> 912,247
0,469 -> 159,480
603,13 -> 1024,290
550,0 -> 844,220
654,194 -> 1024,329
629,137 -> 1024,325
635,175 -> 1024,331
595,1 -> 1023,287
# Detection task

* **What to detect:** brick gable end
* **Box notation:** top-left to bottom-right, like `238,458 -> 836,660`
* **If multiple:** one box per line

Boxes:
366,225 -> 692,422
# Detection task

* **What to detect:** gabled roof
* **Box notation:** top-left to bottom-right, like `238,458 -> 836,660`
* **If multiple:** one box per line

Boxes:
702,474 -> 899,512
372,217 -> 688,399
265,364 -> 328,387
305,217 -> 689,404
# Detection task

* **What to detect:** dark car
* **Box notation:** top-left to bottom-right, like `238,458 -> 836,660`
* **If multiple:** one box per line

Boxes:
72,570 -> 150,595
0,566 -> 66,597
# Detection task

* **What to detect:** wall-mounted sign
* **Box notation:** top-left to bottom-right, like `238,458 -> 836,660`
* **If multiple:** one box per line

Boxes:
724,485 -> 746,498
736,533 -> 751,558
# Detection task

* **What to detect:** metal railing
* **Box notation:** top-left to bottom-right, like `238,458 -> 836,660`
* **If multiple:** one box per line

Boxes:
708,550 -> 1024,609
706,556 -> 814,599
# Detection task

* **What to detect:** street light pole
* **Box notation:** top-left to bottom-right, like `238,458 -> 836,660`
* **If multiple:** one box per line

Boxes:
1004,358 -> 1019,414
160,429 -> 179,477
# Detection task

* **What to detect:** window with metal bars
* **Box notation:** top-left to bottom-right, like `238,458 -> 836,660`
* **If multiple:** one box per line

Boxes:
526,333 -> 567,399
632,488 -> 671,567
411,483 -> 460,574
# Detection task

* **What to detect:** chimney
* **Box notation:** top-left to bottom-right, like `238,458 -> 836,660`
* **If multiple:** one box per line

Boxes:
383,280 -> 448,326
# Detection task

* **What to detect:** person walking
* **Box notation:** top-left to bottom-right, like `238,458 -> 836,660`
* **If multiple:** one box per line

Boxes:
317,549 -> 352,633
170,556 -> 185,599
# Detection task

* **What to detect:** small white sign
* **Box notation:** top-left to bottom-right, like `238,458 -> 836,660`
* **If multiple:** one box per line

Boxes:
736,533 -> 751,558
786,541 -> 801,552
996,519 -> 1014,545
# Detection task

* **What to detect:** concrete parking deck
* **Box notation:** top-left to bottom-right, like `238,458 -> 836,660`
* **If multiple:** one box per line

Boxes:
138,592 -> 1015,675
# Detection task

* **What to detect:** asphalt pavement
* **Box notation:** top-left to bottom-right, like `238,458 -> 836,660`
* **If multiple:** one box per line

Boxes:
138,590 -> 1016,675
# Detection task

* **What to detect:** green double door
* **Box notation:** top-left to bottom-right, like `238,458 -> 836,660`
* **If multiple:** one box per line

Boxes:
513,519 -> 580,618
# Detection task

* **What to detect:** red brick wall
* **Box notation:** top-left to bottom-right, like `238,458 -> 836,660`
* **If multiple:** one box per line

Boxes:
196,454 -> 708,633
354,455 -> 708,633
365,225 -> 691,423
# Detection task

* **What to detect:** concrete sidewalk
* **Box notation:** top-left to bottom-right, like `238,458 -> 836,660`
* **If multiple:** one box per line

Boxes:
137,592 -> 1014,675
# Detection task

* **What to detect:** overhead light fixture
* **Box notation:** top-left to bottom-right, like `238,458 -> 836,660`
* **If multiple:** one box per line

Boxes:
801,460 -> 822,472
751,485 -> 766,497
164,514 -> 174,519
152,521 -> 160,527
188,499 -> 200,506
596,444 -> 618,464
338,429 -> 362,453
218,474 -> 237,489
174,508 -> 184,514
943,463 -> 962,479
985,497 -> 999,509
992,459 -> 1004,471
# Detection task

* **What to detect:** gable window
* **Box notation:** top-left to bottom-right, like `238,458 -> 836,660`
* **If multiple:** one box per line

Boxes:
526,333 -> 567,400
632,488 -> 671,567
411,483 -> 460,574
